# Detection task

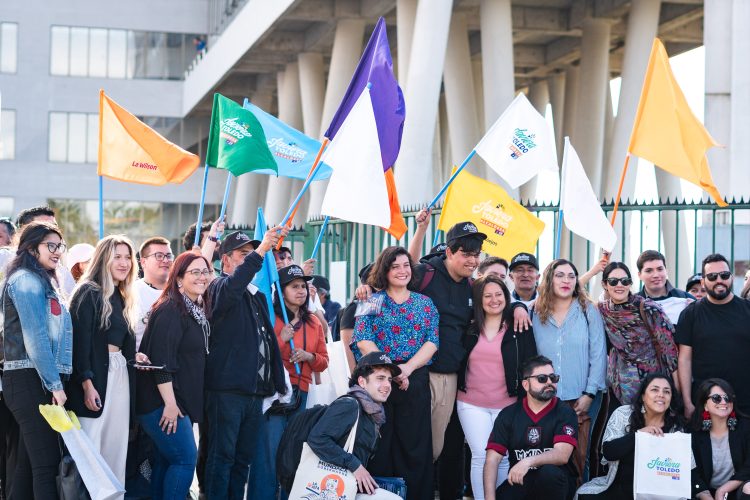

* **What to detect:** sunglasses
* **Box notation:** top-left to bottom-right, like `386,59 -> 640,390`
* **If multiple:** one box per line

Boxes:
605,277 -> 633,287
708,393 -> 731,404
705,271 -> 732,282
525,373 -> 560,384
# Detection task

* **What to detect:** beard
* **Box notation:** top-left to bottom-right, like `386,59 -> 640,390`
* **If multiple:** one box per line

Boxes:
529,385 -> 557,402
707,282 -> 732,300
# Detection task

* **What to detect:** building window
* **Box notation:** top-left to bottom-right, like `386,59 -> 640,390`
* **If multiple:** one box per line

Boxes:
48,111 -> 98,163
0,23 -> 18,73
49,26 -> 201,80
1,110 -> 15,160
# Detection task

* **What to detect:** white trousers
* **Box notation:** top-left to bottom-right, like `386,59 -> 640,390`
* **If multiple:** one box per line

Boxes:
456,400 -> 509,500
355,488 -> 402,499
79,351 -> 129,499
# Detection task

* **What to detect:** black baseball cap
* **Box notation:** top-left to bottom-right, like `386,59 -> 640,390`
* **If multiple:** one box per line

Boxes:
358,263 -> 374,284
278,264 -> 312,286
445,221 -> 487,243
355,351 -> 401,377
219,231 -> 260,256
311,275 -> 330,292
509,252 -> 539,271
421,242 -> 447,261
685,273 -> 702,290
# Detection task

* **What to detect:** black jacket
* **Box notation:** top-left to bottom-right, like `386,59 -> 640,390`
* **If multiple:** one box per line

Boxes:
307,396 -> 379,473
413,256 -> 474,373
67,283 -> 136,419
206,251 -> 286,396
691,419 -> 750,496
458,322 -> 537,397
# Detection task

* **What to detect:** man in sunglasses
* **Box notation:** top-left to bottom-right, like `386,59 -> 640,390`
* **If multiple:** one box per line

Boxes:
484,355 -> 578,500
677,253 -> 750,418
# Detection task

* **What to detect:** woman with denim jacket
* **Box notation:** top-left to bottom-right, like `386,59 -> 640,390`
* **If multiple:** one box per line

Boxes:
68,235 -> 138,495
1,221 -> 72,499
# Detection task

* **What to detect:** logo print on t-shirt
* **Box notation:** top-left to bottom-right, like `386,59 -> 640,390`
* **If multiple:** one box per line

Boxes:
563,424 -> 575,436
526,426 -> 542,446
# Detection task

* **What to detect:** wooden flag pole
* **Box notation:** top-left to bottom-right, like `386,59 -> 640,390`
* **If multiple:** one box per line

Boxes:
609,153 -> 632,227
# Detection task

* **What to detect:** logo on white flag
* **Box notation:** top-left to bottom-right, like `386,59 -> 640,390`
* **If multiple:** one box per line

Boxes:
509,128 -> 538,159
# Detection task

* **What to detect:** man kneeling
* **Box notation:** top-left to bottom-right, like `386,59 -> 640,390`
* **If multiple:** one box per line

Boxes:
307,352 -> 403,499
483,355 -> 579,500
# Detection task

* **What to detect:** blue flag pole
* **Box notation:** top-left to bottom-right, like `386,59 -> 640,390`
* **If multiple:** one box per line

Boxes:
427,149 -> 477,209
194,164 -> 210,246
274,276 -> 301,374
219,172 -> 232,221
310,216 -> 329,260
554,209 -> 564,259
98,176 -> 104,240
432,229 -> 441,247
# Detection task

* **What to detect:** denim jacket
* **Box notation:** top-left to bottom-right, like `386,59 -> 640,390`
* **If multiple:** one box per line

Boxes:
2,268 -> 73,391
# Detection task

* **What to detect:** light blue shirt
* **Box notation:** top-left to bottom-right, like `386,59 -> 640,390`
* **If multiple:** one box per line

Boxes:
531,300 -> 607,400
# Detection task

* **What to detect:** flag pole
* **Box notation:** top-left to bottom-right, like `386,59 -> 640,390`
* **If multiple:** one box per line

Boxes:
98,176 -> 104,239
219,172 -> 232,221
554,209 -> 563,259
427,150 -> 477,209
432,230 -> 441,247
310,216 -> 329,260
274,276 -> 301,374
194,164 -> 210,246
609,153 -> 632,227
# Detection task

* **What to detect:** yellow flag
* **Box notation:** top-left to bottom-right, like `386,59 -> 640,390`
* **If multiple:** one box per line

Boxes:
98,90 -> 200,185
629,39 -> 725,206
437,168 -> 545,260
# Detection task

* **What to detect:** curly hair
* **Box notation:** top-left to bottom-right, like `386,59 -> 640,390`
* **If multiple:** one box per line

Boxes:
534,259 -> 590,325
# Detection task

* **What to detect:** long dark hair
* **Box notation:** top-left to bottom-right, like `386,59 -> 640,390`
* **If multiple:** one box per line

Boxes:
471,275 -> 514,334
689,378 -> 746,432
367,246 -> 418,291
151,252 -> 212,319
273,278 -> 311,324
628,373 -> 684,433
4,221 -> 63,291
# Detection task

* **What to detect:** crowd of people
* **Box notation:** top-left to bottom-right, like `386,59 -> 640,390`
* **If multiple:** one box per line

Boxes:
1,204 -> 750,500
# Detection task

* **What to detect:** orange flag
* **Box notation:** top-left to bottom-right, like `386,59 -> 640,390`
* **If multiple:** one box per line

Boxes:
628,39 -> 725,206
98,90 -> 200,185
384,168 -> 407,239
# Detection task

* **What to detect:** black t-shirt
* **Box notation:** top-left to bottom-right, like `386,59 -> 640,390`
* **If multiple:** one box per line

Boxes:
107,288 -> 129,348
675,296 -> 750,411
486,397 -> 579,475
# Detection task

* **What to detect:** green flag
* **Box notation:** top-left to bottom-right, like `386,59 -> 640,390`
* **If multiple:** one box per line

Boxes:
206,93 -> 278,176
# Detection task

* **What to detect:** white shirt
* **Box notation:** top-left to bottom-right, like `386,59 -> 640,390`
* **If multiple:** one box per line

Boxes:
134,278 -> 163,350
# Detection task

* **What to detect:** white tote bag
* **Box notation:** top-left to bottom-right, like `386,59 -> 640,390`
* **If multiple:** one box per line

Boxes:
288,414 -> 359,499
306,371 -> 339,408
306,331 -> 351,408
633,431 -> 692,500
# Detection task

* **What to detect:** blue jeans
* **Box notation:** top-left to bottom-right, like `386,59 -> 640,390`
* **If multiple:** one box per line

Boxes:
583,391 -> 604,483
247,390 -> 308,500
137,407 -> 197,500
205,391 -> 265,500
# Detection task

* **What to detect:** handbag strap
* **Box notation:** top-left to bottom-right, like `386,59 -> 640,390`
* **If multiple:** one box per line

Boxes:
343,409 -> 360,454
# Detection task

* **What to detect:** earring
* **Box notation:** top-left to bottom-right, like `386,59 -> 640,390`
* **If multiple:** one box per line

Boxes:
177,281 -> 183,288
641,404 -> 646,414
728,410 -> 738,431
701,410 -> 712,431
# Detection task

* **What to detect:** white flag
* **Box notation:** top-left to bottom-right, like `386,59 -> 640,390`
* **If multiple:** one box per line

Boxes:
560,137 -> 616,252
320,87 -> 391,228
474,93 -> 558,188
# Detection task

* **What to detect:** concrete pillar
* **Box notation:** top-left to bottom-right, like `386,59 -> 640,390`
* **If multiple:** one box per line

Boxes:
265,63 -> 303,225
730,0 -> 750,200
298,52 -> 326,219
231,90 -> 272,226
602,84 -> 615,201
573,18 -> 611,195
704,0 -> 732,198
604,0 -> 661,201
443,13 -> 480,169
472,59 -> 485,138
558,66 -> 579,260
396,0 -> 418,85
480,0 -> 516,191
548,72 -> 566,166
395,0 -> 453,205
522,80 -> 550,203
655,169 -> 691,284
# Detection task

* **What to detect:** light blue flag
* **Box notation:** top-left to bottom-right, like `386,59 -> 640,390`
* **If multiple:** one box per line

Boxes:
243,101 -> 333,180
251,207 -> 279,320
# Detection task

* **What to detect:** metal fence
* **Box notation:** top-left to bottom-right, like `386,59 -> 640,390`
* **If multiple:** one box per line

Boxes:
293,200 -> 750,301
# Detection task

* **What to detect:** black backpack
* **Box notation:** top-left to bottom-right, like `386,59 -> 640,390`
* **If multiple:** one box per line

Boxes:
276,396 -> 358,492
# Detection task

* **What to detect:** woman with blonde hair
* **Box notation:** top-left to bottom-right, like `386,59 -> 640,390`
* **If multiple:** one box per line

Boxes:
531,258 -> 607,482
67,235 -> 138,494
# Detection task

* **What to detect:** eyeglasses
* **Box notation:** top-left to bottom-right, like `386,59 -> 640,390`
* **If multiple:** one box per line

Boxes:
186,269 -> 212,278
144,252 -> 174,262
605,277 -> 633,287
524,373 -> 560,384
705,271 -> 731,282
708,394 -> 731,404
42,241 -> 67,254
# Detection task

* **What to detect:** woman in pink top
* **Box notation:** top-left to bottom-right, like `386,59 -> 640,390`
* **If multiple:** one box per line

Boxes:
457,274 -> 537,498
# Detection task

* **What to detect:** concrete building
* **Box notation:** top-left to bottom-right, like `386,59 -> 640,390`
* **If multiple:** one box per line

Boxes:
1,0 -> 744,269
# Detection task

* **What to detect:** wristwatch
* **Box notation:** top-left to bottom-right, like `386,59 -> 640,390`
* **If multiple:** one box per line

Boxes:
208,235 -> 218,242
582,391 -> 596,399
